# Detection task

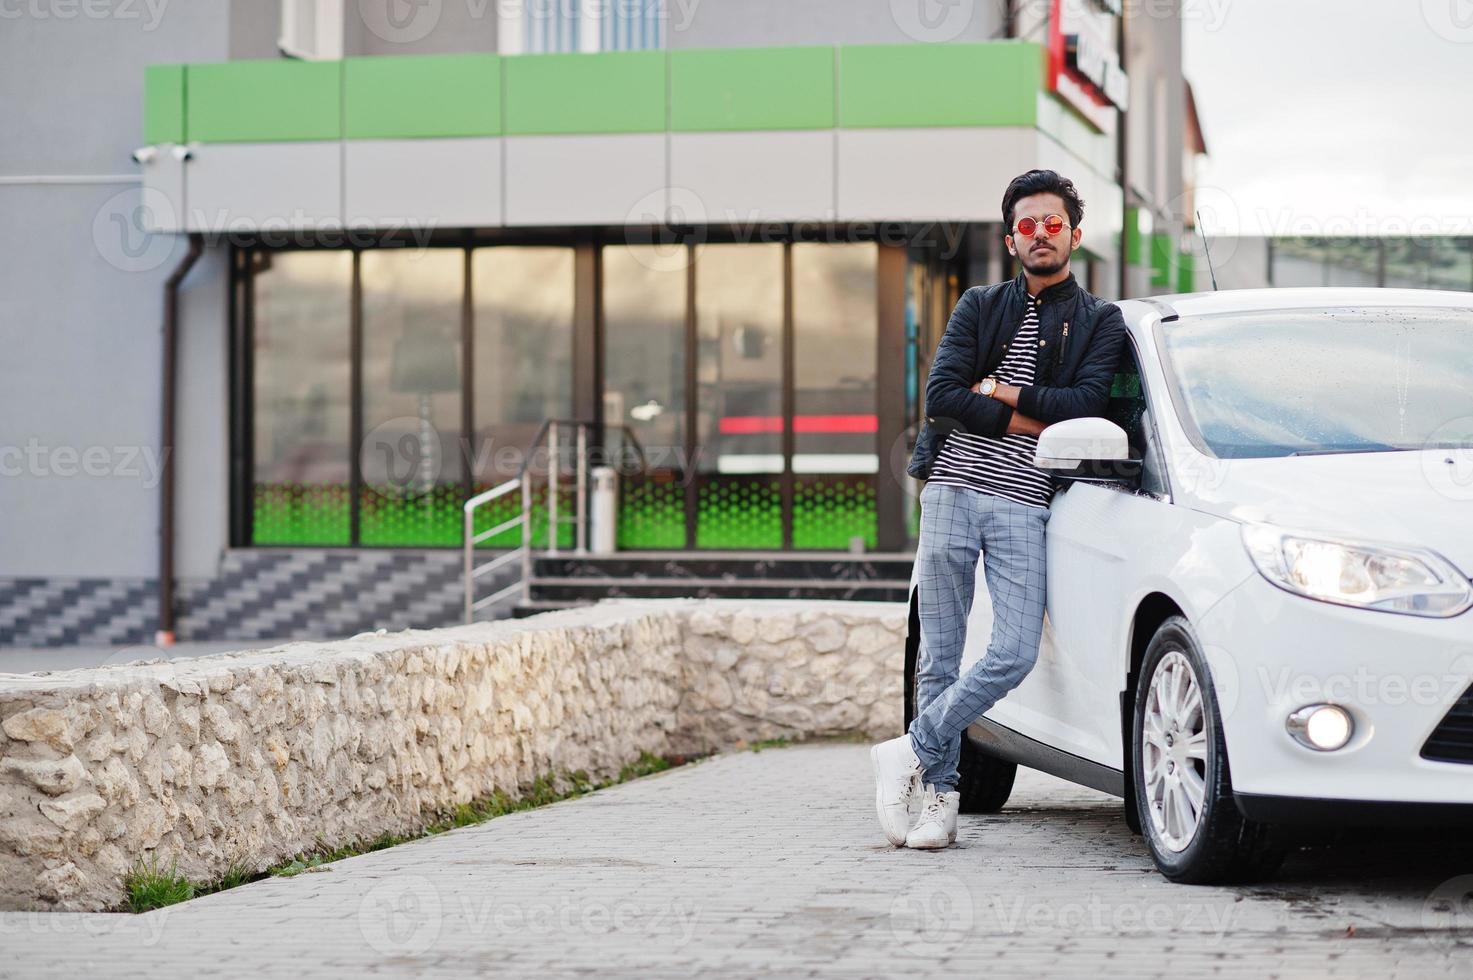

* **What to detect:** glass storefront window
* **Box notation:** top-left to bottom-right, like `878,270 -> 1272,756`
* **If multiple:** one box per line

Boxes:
694,242 -> 783,549
359,248 -> 465,546
792,242 -> 878,549
602,244 -> 687,549
252,251 -> 352,545
471,246 -> 575,547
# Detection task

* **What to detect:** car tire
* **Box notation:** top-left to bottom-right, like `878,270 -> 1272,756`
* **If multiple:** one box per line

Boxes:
904,588 -> 1017,814
1131,616 -> 1287,884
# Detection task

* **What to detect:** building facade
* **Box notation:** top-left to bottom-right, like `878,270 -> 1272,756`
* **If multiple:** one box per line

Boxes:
1,0 -> 1197,647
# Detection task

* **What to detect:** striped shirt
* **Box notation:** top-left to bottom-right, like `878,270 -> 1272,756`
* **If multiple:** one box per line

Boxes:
927,294 -> 1054,509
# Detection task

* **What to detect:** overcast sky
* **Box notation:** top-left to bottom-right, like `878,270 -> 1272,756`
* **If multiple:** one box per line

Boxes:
1182,0 -> 1473,237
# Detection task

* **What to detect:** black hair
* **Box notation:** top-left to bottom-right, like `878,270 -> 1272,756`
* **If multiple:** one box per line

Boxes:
1001,169 -> 1085,232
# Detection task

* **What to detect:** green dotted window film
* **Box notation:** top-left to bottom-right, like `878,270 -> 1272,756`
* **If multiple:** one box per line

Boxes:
617,473 -> 686,549
253,484 -> 351,546
695,475 -> 782,550
792,475 -> 878,550
251,251 -> 352,546
359,248 -> 465,547
360,484 -> 461,547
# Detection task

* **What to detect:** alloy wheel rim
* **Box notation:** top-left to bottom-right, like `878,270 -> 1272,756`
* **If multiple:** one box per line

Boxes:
1142,649 -> 1210,853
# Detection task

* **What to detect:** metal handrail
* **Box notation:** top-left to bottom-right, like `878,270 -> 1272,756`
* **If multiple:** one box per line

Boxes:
462,420 -> 649,623
463,478 -> 528,623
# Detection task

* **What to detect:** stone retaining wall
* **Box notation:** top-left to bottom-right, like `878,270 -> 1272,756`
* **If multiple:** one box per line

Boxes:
0,599 -> 904,911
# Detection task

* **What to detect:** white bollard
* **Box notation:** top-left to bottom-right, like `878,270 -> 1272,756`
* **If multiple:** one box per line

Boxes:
590,466 -> 618,554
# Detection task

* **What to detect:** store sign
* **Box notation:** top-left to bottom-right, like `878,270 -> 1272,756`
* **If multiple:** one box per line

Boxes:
1047,0 -> 1129,132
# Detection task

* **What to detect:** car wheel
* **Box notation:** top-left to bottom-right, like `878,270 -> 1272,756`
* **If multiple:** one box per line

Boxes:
904,589 -> 1017,814
1131,616 -> 1287,884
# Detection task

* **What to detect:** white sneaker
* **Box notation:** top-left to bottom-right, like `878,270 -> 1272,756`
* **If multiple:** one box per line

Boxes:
871,735 -> 923,846
905,784 -> 961,849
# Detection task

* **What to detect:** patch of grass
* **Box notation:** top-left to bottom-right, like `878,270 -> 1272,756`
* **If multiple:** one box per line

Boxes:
123,857 -> 195,913
619,751 -> 673,781
197,860 -> 256,895
747,737 -> 792,753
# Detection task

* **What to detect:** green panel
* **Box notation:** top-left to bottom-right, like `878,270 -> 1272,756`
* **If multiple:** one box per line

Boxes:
188,60 -> 342,142
144,64 -> 186,144
1177,250 -> 1196,293
359,485 -> 461,547
618,475 -> 686,549
838,42 -> 1042,129
695,475 -> 782,549
671,47 -> 834,132
252,484 -> 351,546
345,54 -> 501,139
792,475 -> 877,551
1124,207 -> 1143,266
504,51 -> 665,135
1150,232 -> 1175,290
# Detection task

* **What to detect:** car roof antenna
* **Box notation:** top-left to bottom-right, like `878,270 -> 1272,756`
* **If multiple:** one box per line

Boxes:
1195,209 -> 1220,291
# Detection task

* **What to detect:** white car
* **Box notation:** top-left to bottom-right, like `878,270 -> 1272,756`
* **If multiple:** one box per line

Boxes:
904,287 -> 1473,883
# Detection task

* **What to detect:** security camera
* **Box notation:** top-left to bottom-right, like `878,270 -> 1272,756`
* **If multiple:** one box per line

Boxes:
131,146 -> 158,165
171,144 -> 195,163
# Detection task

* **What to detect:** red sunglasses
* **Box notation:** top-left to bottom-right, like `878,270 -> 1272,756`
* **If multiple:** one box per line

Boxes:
1013,214 -> 1068,237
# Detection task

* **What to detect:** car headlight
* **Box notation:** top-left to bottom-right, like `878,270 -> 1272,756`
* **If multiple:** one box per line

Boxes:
1241,524 -> 1473,618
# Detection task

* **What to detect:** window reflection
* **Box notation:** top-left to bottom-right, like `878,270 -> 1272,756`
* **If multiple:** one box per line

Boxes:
695,243 -> 783,548
472,246 -> 575,483
252,251 -> 352,545
360,248 -> 464,545
603,244 -> 687,548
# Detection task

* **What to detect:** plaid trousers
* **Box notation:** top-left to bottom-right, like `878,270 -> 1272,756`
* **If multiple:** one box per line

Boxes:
907,481 -> 1050,794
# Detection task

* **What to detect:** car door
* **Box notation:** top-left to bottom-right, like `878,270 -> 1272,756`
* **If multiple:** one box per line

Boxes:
978,341 -> 1172,769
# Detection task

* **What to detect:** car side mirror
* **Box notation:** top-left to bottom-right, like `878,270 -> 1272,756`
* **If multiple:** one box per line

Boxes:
1034,417 -> 1142,484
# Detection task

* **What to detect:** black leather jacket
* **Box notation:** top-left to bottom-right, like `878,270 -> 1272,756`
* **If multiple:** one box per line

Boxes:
906,270 -> 1127,481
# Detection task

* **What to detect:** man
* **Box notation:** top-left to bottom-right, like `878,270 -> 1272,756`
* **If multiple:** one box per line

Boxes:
872,169 -> 1126,849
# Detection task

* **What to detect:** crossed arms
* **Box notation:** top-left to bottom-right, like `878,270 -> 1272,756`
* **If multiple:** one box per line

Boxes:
924,290 -> 1127,440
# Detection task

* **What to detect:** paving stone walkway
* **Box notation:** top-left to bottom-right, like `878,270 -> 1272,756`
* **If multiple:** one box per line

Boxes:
4,743 -> 1471,978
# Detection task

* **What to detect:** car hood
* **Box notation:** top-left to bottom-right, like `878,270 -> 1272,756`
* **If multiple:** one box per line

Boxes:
1182,450 -> 1473,576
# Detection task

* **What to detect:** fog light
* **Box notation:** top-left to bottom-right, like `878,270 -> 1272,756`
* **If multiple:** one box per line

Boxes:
1286,704 -> 1353,751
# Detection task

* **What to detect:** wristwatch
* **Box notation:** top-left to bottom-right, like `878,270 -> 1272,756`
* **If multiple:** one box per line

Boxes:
978,377 -> 999,397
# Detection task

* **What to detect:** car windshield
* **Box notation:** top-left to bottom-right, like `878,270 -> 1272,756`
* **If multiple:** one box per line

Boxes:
1156,306 -> 1473,459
